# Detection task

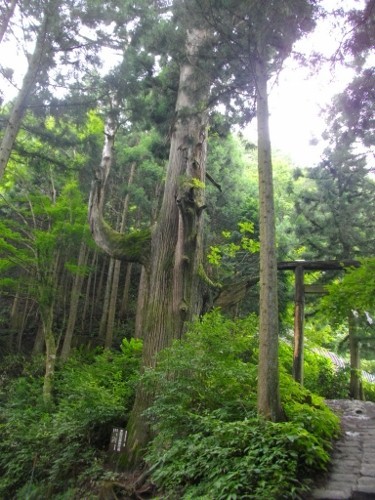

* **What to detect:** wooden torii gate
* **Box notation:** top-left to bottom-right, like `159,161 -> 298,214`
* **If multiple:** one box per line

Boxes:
277,260 -> 359,385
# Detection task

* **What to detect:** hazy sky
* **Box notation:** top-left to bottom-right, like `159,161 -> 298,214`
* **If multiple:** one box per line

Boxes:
1,0 -> 364,169
247,2 -> 361,168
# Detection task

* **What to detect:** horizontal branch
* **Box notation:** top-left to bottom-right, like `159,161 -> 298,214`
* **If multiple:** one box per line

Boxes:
88,179 -> 151,266
277,260 -> 361,271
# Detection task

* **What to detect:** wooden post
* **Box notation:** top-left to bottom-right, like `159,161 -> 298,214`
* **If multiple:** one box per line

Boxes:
349,312 -> 362,400
293,265 -> 305,384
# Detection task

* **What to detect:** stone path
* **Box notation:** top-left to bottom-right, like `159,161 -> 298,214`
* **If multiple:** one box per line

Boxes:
308,399 -> 375,500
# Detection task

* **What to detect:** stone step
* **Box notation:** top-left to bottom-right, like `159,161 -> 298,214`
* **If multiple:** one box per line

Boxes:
308,400 -> 375,500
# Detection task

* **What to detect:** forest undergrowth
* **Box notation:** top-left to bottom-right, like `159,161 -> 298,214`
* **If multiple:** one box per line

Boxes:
1,312 -> 374,499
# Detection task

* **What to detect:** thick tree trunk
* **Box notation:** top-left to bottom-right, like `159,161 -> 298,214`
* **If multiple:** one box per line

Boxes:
124,27 -> 211,465
99,257 -> 115,340
255,55 -> 284,422
88,113 -> 151,264
92,257 -> 107,336
88,28 -> 211,466
60,241 -> 89,361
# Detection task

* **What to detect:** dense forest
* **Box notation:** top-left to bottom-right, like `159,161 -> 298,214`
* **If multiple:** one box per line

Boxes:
0,0 -> 374,498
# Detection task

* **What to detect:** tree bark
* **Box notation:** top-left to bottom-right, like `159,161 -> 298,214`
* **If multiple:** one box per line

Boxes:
33,322 -> 44,355
15,298 -> 30,353
134,265 -> 148,339
60,241 -> 89,361
81,249 -> 97,331
88,113 -> 151,264
119,262 -> 133,320
99,257 -> 115,340
124,27 -> 211,465
42,302 -> 57,405
105,258 -> 120,348
88,28 -> 211,465
255,55 -> 284,422
105,163 -> 136,347
9,290 -> 23,351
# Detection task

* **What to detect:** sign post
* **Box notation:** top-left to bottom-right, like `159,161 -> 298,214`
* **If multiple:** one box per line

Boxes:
109,427 -> 127,454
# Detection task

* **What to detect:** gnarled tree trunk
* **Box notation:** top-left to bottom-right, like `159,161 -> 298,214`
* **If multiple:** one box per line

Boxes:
88,27 -> 211,466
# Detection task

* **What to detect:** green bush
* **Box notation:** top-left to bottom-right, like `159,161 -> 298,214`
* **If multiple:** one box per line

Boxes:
278,340 -> 351,399
144,311 -> 340,499
303,353 -> 350,399
364,380 -> 375,402
150,413 -> 308,499
0,338 -> 142,499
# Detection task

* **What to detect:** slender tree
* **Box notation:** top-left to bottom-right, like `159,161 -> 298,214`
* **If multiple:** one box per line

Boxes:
0,0 -> 18,44
0,0 -> 59,177
255,50 -> 284,420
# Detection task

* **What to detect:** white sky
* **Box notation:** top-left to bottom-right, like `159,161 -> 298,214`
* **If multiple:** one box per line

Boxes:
246,0 -> 362,167
262,55 -> 355,168
1,0 -> 365,169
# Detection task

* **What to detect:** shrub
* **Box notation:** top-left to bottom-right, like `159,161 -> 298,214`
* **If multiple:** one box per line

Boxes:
303,354 -> 350,399
144,311 -> 340,499
0,338 -> 142,498
364,380 -> 375,402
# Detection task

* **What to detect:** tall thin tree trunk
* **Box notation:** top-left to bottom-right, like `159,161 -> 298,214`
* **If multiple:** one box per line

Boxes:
105,259 -> 121,348
42,303 -> 57,405
99,257 -> 115,340
349,312 -> 362,400
60,241 -> 88,360
119,263 -> 133,320
255,55 -> 284,422
16,298 -> 29,353
92,257 -> 106,335
134,266 -> 149,339
0,0 -> 18,44
81,249 -> 97,330
105,163 -> 136,347
33,322 -> 44,355
293,265 -> 305,384
9,290 -> 21,351
37,245 -> 60,405
0,1 -> 55,177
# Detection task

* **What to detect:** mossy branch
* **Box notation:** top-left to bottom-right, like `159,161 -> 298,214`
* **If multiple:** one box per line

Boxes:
88,179 -> 151,265
198,264 -> 222,289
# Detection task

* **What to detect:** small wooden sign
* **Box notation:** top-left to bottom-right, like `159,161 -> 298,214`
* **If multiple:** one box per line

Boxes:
109,427 -> 127,453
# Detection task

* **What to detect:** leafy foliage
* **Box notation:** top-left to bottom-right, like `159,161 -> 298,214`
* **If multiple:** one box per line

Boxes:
144,312 -> 340,499
0,339 -> 142,498
321,258 -> 375,321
